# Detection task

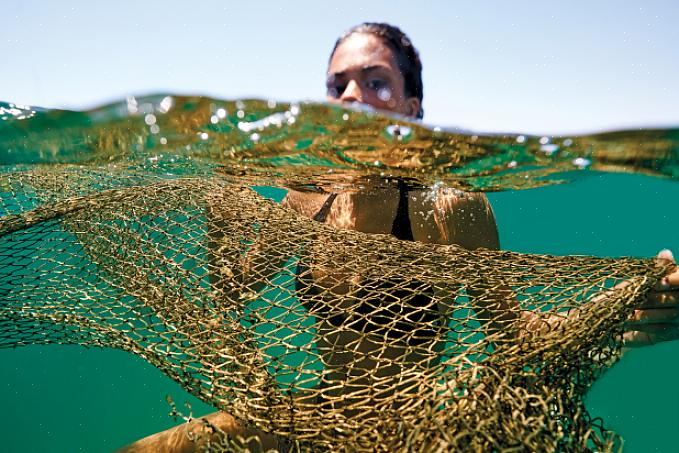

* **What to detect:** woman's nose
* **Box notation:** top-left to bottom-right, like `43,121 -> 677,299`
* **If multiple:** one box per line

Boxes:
340,79 -> 362,103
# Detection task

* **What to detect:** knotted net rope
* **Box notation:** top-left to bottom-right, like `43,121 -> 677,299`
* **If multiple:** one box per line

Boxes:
0,167 -> 665,452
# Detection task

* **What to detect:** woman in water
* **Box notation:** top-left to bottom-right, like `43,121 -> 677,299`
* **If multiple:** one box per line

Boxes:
119,22 -> 679,452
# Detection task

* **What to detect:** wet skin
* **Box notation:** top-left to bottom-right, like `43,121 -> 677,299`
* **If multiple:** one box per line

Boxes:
325,33 -> 421,118
118,28 -> 679,453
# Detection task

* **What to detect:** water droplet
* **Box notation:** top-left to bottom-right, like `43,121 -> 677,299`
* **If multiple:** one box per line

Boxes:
290,105 -> 300,115
250,133 -> 260,141
237,110 -> 245,119
158,96 -> 173,113
126,96 -> 138,114
516,135 -> 526,143
216,108 -> 227,119
160,137 -> 167,145
572,157 -> 591,168
199,132 -> 209,140
508,160 -> 517,168
386,124 -> 412,139
540,144 -> 559,155
539,136 -> 550,145
377,87 -> 392,101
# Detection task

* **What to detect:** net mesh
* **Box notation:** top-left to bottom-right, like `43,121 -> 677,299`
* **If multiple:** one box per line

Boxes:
0,167 -> 665,452
2,97 -> 676,452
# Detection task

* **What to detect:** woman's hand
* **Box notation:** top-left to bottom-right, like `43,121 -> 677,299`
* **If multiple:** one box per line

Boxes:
624,250 -> 679,347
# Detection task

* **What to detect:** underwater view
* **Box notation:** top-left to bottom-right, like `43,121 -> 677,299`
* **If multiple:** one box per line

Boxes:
1,95 -> 679,452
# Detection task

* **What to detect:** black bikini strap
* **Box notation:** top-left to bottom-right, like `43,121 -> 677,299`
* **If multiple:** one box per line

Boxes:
312,193 -> 338,222
391,179 -> 414,241
312,182 -> 414,239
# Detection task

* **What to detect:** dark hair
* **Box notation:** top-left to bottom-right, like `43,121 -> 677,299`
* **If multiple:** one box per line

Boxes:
329,22 -> 424,119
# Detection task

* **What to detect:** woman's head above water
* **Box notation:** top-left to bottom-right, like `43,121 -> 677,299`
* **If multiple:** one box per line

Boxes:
326,23 -> 423,119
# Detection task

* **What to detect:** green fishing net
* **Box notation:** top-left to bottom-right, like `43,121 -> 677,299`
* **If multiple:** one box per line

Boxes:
1,97 -> 676,452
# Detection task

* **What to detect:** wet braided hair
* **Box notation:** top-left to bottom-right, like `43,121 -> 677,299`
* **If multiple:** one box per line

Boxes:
330,23 -> 424,119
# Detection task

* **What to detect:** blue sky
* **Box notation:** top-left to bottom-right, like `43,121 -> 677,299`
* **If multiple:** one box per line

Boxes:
2,0 -> 678,134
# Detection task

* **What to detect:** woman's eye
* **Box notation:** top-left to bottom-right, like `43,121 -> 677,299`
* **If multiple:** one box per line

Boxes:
326,86 -> 343,98
367,79 -> 387,91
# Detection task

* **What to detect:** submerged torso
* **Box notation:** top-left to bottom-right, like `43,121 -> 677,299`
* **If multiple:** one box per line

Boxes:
282,180 -> 500,410
292,179 -> 441,346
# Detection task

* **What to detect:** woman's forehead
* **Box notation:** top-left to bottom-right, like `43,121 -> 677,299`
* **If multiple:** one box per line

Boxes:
328,33 -> 399,76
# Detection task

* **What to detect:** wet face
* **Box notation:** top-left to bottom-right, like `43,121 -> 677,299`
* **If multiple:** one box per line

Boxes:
326,33 -> 421,118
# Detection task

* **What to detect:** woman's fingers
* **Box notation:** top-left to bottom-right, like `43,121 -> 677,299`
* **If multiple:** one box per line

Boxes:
628,307 -> 678,323
623,324 -> 679,347
666,268 -> 679,286
655,249 -> 678,289
622,250 -> 679,347
656,249 -> 675,263
638,290 -> 679,309
655,271 -> 679,291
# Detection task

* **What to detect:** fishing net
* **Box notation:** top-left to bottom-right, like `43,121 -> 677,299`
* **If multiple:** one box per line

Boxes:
0,97 -> 675,452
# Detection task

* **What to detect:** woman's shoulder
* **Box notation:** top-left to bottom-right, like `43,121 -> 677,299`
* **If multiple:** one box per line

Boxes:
433,189 -> 493,214
409,188 -> 499,249
282,188 -> 333,220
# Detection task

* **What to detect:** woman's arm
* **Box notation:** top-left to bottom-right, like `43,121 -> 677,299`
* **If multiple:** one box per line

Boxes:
418,188 -> 679,347
416,189 -> 585,340
114,412 -> 281,453
118,187 -> 299,453
410,188 -> 522,335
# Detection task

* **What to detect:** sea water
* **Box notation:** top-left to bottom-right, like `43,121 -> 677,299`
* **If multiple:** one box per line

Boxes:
1,96 -> 678,452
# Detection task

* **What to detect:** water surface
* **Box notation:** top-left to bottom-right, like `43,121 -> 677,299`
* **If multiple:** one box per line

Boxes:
1,96 -> 678,452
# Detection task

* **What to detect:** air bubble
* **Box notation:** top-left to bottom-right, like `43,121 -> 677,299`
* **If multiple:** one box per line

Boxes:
158,96 -> 173,113
377,88 -> 392,101
572,157 -> 591,168
540,144 -> 559,155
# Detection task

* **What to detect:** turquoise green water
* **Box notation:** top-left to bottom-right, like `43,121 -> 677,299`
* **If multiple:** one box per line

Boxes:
1,97 -> 678,451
